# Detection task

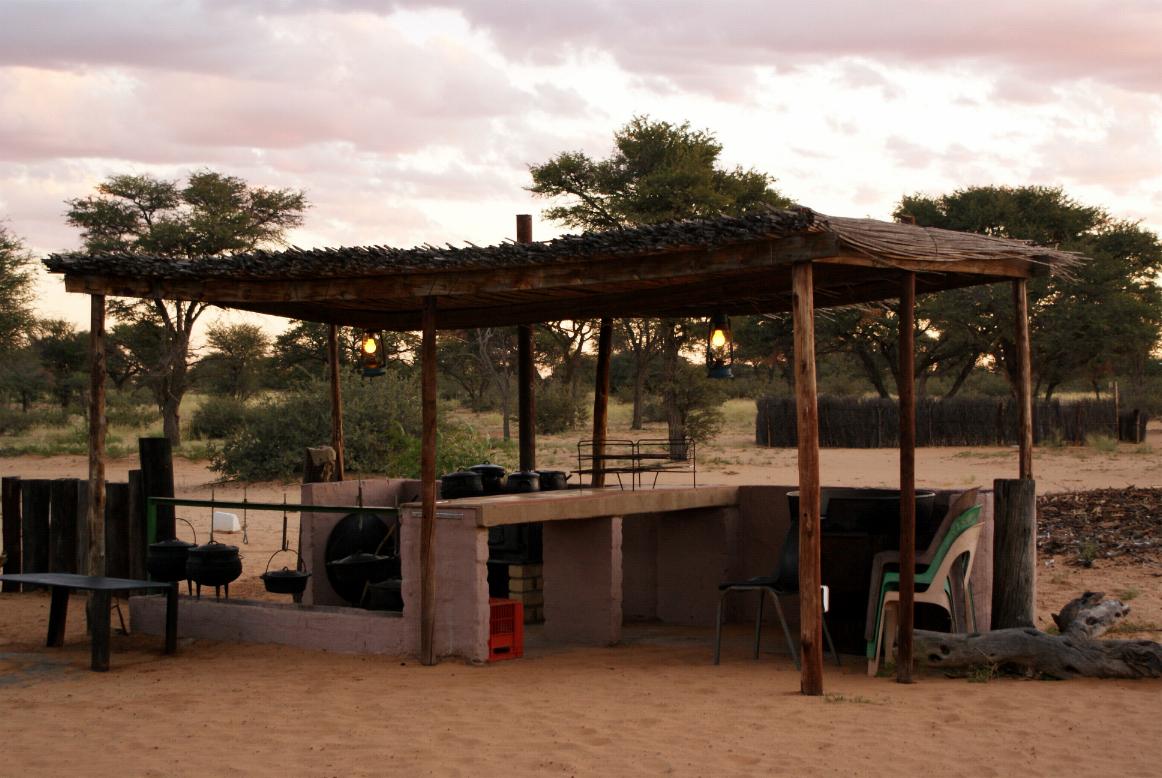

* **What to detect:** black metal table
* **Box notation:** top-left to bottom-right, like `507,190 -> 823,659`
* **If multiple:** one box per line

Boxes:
0,573 -> 177,671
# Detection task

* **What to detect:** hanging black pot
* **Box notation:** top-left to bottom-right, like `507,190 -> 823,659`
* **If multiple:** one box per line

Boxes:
186,540 -> 243,591
505,471 -> 541,493
147,517 -> 197,583
468,464 -> 507,495
364,578 -> 404,611
260,549 -> 311,596
440,470 -> 485,500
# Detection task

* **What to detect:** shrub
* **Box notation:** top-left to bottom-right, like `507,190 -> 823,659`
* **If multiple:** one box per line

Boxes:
190,396 -> 252,440
0,406 -> 35,436
536,383 -> 589,434
210,370 -> 504,481
106,390 -> 160,429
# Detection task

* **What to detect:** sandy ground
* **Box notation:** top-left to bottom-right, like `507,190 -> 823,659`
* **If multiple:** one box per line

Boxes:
2,430 -> 1161,776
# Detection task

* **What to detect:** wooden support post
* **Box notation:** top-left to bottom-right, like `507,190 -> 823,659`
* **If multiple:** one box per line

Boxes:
2,477 -> 21,590
1013,279 -> 1034,480
420,295 -> 438,666
49,478 -> 81,573
516,214 -> 536,473
897,272 -> 917,683
328,323 -> 346,481
992,478 -> 1037,629
591,318 -> 614,488
88,295 -> 107,580
139,437 -> 175,541
792,261 -> 824,696
89,589 -> 111,672
21,479 -> 51,575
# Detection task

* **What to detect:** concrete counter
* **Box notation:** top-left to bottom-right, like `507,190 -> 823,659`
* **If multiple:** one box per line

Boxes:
402,484 -> 739,527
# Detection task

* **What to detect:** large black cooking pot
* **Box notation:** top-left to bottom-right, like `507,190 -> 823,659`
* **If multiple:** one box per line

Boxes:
186,540 -> 243,588
536,470 -> 569,491
327,552 -> 401,605
506,471 -> 541,494
146,537 -> 195,583
468,464 -> 507,495
364,578 -> 403,611
441,470 -> 485,500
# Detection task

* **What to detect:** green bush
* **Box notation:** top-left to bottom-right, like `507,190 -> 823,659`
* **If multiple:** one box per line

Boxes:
209,370 -> 504,481
536,383 -> 589,434
190,396 -> 252,440
0,406 -> 35,436
106,390 -> 160,429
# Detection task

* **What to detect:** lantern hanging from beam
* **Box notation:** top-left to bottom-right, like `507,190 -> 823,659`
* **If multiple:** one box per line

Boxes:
359,331 -> 386,378
707,312 -> 733,379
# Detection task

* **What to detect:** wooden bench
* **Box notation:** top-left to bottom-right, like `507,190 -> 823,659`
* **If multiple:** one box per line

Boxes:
0,573 -> 177,671
576,437 -> 696,489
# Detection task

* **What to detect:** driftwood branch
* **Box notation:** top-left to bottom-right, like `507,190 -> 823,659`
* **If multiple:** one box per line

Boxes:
915,592 -> 1162,679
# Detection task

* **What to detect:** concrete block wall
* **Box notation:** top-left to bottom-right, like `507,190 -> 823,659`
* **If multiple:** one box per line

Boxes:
543,516 -> 622,644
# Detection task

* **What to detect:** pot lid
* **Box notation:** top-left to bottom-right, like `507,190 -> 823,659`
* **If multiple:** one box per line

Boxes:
328,551 -> 394,567
191,540 -> 239,553
150,537 -> 195,548
468,463 -> 506,474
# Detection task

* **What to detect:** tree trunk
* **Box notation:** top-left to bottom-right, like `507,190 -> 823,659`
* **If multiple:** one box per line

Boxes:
631,369 -> 646,430
914,593 -> 1162,679
162,394 -> 182,448
661,320 -> 685,452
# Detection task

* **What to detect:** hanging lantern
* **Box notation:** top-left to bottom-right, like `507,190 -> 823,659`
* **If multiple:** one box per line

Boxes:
359,331 -> 386,378
707,312 -> 733,379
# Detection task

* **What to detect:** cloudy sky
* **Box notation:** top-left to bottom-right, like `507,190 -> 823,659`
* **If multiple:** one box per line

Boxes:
2,0 -> 1160,331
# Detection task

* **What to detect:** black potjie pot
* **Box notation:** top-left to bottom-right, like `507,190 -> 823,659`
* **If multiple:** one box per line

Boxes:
146,538 -> 195,583
186,540 -> 243,589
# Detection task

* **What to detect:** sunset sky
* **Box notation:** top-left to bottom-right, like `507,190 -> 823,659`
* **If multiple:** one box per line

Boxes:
2,0 -> 1160,331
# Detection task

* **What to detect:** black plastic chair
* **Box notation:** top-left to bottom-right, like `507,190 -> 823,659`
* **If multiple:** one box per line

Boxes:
713,518 -> 841,668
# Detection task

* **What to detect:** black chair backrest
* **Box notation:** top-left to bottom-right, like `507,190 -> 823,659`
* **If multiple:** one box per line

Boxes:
771,518 -> 800,592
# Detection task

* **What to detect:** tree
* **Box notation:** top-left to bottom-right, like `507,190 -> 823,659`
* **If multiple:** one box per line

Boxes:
530,117 -> 791,440
895,186 -> 1162,399
200,322 -> 271,400
66,171 -> 307,445
0,223 -> 36,354
32,320 -> 88,409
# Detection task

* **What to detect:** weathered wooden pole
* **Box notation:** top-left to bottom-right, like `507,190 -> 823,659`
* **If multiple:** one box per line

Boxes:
1013,279 -> 1034,479
88,294 -> 107,584
897,272 -> 917,683
992,478 -> 1037,628
104,482 -> 131,579
420,295 -> 438,666
992,278 -> 1038,629
1,477 -> 21,590
327,324 -> 346,481
792,261 -> 824,696
516,214 -> 536,473
126,469 -> 146,579
591,318 -> 614,488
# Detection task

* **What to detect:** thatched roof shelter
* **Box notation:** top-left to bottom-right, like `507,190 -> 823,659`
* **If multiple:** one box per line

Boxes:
45,205 -> 1070,694
45,206 -> 1078,330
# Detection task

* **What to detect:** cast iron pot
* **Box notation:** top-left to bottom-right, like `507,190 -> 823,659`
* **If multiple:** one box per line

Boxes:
505,471 -> 541,493
468,464 -> 507,495
260,549 -> 311,596
186,540 -> 243,588
364,578 -> 404,611
536,470 -> 569,491
327,552 -> 401,604
146,538 -> 195,583
440,470 -> 485,500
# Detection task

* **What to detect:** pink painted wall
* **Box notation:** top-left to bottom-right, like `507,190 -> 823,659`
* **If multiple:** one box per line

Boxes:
543,516 -> 622,644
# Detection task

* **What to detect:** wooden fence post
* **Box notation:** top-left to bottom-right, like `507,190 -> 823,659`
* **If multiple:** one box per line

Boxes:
992,479 -> 1037,629
2,477 -> 21,590
139,437 -> 175,541
49,478 -> 81,573
21,479 -> 52,575
105,482 -> 131,578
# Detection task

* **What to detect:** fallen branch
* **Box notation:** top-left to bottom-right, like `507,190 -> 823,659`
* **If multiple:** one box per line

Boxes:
914,592 -> 1162,679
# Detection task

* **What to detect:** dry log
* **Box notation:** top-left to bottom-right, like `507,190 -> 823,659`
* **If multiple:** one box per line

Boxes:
302,446 -> 336,484
915,592 -> 1162,679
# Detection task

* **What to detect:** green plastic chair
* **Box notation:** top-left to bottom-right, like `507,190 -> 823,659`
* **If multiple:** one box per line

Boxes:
866,505 -> 982,676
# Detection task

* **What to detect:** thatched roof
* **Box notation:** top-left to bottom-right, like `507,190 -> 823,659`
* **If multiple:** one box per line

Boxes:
44,207 -> 1080,330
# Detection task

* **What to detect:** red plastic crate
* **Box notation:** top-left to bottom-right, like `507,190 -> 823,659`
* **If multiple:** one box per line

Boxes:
488,597 -> 524,662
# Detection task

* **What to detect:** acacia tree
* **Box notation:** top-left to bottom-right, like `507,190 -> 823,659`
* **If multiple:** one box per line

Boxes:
200,322 -> 271,401
66,171 -> 307,445
529,117 -> 790,439
0,223 -> 36,354
895,186 -> 1162,399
